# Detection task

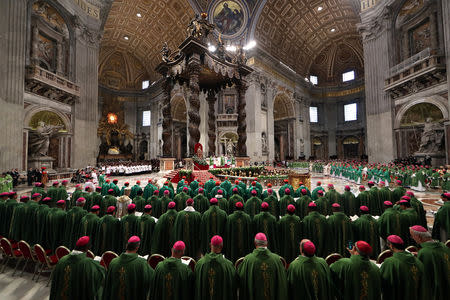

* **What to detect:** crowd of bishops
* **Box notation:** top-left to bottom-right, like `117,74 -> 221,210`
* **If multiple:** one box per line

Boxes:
0,175 -> 449,300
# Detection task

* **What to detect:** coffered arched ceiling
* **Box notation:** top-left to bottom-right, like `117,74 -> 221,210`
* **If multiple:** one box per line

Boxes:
100,0 -> 195,81
254,0 -> 362,77
100,0 -> 362,86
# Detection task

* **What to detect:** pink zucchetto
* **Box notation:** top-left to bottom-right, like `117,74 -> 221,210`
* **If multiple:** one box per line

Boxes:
168,201 -> 176,209
211,235 -> 223,247
254,233 -> 267,241
173,241 -> 185,251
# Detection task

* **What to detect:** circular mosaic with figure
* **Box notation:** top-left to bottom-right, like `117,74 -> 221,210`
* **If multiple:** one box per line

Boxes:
212,0 -> 247,37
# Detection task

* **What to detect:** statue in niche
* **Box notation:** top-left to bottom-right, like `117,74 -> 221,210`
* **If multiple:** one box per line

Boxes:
28,121 -> 64,157
225,139 -> 235,157
261,132 -> 268,153
417,118 -> 444,153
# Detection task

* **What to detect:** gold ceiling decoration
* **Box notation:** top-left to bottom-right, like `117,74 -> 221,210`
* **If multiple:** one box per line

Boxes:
100,0 -> 195,81
254,0 -> 361,76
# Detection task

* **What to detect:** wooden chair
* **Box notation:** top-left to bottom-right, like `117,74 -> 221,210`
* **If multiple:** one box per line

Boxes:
325,253 -> 343,266
55,246 -> 70,260
148,254 -> 165,269
181,256 -> 196,272
33,244 -> 58,286
100,251 -> 118,270
17,240 -> 37,277
86,250 -> 95,259
280,256 -> 287,269
376,249 -> 393,264
445,240 -> 450,248
406,245 -> 418,256
234,257 -> 245,269
0,238 -> 23,274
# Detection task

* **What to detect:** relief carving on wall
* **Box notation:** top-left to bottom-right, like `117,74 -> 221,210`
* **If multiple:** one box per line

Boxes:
410,21 -> 431,55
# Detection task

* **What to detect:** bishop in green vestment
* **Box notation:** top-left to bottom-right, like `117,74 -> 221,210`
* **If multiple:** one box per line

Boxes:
252,202 -> 279,253
327,204 -> 353,256
57,180 -> 69,202
392,180 -> 406,202
341,186 -> 358,216
356,186 -> 371,213
225,202 -> 252,262
237,233 -> 288,300
193,188 -> 209,214
316,193 -> 331,216
143,180 -> 157,199
287,240 -> 333,300
172,198 -> 202,259
103,236 -> 155,300
132,189 -> 146,212
120,204 -> 140,251
302,203 -> 329,257
311,182 -> 325,200
47,182 -> 59,206
279,189 -> 296,216
380,235 -> 424,300
228,188 -> 244,214
151,201 -> 177,256
201,198 -> 227,254
138,205 -> 156,256
330,241 -> 381,300
378,181 -> 393,203
100,190 -> 117,217
278,204 -> 302,264
263,188 -> 279,219
324,184 -> 341,207
45,200 -> 67,251
50,236 -> 105,300
174,187 -> 190,211
129,181 -> 142,199
63,198 -> 88,248
368,182 -> 383,215
410,225 -> 450,300
148,190 -> 162,218
70,184 -> 83,208
432,194 -> 450,242
195,235 -> 237,300
77,205 -> 100,253
95,206 -> 121,255
352,206 -> 380,259
151,241 -> 194,300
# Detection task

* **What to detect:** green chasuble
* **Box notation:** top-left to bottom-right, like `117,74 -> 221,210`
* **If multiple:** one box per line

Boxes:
189,180 -> 199,197
9,202 -> 26,241
392,186 -> 406,202
252,212 -> 279,253
100,195 -> 116,217
325,189 -> 341,206
316,196 -> 331,216
120,214 -> 140,251
380,251 -> 424,300
193,193 -> 209,214
21,201 -> 40,243
311,186 -> 325,200
277,213 -> 302,264
330,254 -> 381,300
70,189 -> 83,207
279,195 -> 296,217
174,191 -> 190,211
132,196 -> 146,212
244,196 -> 262,219
50,252 -> 105,300
296,195 -> 312,219
130,184 -> 142,199
327,212 -> 353,256
96,214 -> 121,255
46,186 -> 58,206
148,195 -> 162,218
368,187 -> 382,216
172,209 -> 202,259
228,194 -> 244,214
195,252 -> 237,300
378,208 -> 402,240
217,196 -> 229,213
62,206 -> 88,248
160,195 -> 172,215
302,211 -> 329,257
417,241 -> 450,300
151,208 -> 177,256
2,199 -> 19,237
400,209 -> 419,245
225,210 -> 252,262
45,208 -> 67,251
278,183 -> 294,198
410,197 -> 427,227
103,253 -> 155,300
138,214 -> 156,256
263,194 -> 280,219
57,186 -> 68,202
432,201 -> 450,241
356,191 -> 371,213
91,192 -> 103,207
201,205 -> 227,254
143,183 -> 156,200
341,191 -> 358,216
352,214 -> 380,259
77,213 -> 100,253
287,255 -> 334,300
379,187 -> 393,203
151,257 -> 194,300
34,204 -> 51,247
238,247 -> 288,300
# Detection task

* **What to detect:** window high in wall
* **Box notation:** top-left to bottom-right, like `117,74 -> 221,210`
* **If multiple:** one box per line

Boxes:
344,103 -> 357,121
342,70 -> 355,82
142,110 -> 151,126
142,80 -> 149,89
310,106 -> 318,123
309,75 -> 318,85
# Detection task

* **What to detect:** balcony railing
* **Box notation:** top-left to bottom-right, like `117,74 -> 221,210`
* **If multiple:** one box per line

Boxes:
388,48 -> 432,77
217,114 -> 238,121
26,65 -> 80,98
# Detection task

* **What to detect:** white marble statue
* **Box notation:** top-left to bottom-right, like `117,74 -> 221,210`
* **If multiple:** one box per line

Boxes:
28,121 -> 63,157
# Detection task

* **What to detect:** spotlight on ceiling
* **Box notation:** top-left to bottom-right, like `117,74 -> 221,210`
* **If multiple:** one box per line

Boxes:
330,28 -> 336,32
225,45 -> 237,52
317,6 -> 323,11
208,45 -> 217,52
136,13 -> 142,18
124,36 -> 129,40
243,40 -> 257,50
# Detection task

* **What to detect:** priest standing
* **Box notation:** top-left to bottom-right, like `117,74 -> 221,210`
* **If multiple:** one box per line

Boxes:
172,198 -> 202,259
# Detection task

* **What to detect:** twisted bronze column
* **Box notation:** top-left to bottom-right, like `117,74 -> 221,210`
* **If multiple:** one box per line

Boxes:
188,59 -> 201,155
207,90 -> 216,156
162,79 -> 173,157
236,80 -> 248,156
